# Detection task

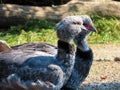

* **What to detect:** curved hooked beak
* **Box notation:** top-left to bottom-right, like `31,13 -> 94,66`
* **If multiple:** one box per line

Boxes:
90,26 -> 97,32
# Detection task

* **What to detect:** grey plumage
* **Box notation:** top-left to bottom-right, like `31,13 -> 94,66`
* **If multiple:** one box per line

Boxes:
56,16 -> 87,43
0,15 -> 96,90
61,15 -> 96,90
0,40 -> 75,90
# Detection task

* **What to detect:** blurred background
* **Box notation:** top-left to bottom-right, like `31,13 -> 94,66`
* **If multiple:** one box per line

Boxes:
0,0 -> 120,45
0,0 -> 120,90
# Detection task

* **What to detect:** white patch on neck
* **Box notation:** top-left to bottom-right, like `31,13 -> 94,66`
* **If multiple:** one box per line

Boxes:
78,40 -> 90,52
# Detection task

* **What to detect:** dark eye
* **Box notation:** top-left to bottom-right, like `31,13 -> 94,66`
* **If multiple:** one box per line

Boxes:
72,22 -> 81,25
72,22 -> 77,24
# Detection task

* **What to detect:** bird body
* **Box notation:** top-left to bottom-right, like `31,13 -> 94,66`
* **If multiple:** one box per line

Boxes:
0,40 -> 75,90
62,48 -> 93,90
0,15 -> 96,90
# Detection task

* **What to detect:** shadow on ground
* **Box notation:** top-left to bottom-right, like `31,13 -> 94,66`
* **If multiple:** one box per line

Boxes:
80,82 -> 120,90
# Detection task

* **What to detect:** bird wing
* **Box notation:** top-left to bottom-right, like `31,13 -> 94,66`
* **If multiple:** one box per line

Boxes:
0,43 -> 57,64
12,43 -> 57,55
0,43 -> 65,90
0,63 -> 64,90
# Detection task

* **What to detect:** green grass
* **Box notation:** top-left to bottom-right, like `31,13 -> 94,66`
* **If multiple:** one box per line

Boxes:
0,20 -> 57,46
0,14 -> 120,46
89,14 -> 120,44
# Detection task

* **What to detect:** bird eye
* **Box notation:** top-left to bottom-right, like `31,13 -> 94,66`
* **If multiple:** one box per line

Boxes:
72,22 -> 77,24
77,22 -> 81,25
72,22 -> 81,25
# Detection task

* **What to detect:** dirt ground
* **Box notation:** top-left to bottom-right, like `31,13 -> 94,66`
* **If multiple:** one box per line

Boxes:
79,44 -> 120,90
79,61 -> 120,90
91,44 -> 120,61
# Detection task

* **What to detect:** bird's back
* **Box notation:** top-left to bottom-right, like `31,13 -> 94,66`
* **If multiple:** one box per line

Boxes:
0,41 -> 75,90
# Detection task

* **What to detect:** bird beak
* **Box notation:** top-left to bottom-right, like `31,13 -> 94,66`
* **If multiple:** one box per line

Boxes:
91,26 -> 97,32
